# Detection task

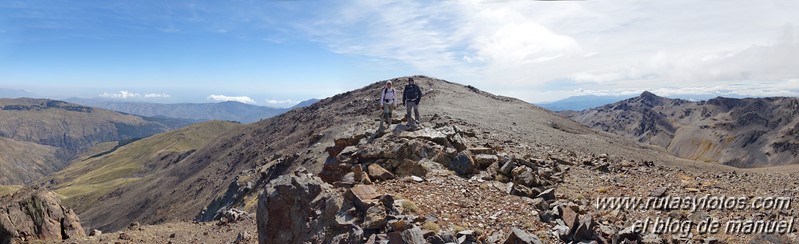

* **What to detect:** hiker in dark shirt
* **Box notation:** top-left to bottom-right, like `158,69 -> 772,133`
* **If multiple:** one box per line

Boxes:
402,77 -> 422,128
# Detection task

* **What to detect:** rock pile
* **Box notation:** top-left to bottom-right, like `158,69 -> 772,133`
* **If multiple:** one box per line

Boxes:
259,119 -> 663,243
0,187 -> 85,243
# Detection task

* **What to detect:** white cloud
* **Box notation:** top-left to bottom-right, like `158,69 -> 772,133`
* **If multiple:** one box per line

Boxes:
265,99 -> 300,105
143,93 -> 170,98
300,0 -> 799,102
99,91 -> 170,99
207,95 -> 256,104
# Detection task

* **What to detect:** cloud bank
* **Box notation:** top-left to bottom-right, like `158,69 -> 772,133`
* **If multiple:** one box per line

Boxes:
207,95 -> 256,104
265,99 -> 300,106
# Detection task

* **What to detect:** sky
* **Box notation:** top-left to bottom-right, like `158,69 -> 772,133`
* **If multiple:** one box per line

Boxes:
0,0 -> 798,107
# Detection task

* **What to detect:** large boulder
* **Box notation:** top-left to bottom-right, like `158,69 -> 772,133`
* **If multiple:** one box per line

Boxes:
395,159 -> 429,177
0,187 -> 86,243
257,169 -> 352,244
367,164 -> 395,181
398,127 -> 449,147
450,151 -> 477,175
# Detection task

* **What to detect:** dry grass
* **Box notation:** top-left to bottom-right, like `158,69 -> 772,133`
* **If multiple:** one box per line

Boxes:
0,185 -> 23,196
400,199 -> 419,214
422,221 -> 441,232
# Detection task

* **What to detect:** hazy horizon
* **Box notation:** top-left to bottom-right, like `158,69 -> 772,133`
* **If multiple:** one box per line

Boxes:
2,0 -> 798,105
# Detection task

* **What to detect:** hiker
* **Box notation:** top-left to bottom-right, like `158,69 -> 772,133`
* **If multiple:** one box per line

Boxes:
403,77 -> 422,128
379,80 -> 397,129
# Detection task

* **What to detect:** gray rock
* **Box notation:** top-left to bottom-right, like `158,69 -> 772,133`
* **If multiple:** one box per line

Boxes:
500,159 -> 516,176
447,133 -> 468,152
450,151 -> 477,175
439,231 -> 457,243
513,168 -> 540,187
0,187 -> 86,243
537,188 -> 556,201
234,231 -> 252,244
552,224 -> 570,238
504,227 -> 543,244
362,204 -> 388,230
457,230 -> 479,243
530,198 -> 549,211
401,226 -> 426,244
330,224 -> 364,244
396,159 -> 429,177
475,154 -> 499,169
426,234 -> 446,244
399,127 -> 449,146
89,229 -> 102,236
641,233 -> 662,244
510,184 -> 541,199
650,187 -> 668,198
572,214 -> 595,241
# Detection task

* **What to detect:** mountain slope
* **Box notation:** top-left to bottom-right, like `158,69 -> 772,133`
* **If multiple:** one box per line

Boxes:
564,91 -> 799,167
44,121 -> 242,229
67,99 -> 316,123
0,98 -> 193,184
49,76 -> 701,232
0,137 -> 60,185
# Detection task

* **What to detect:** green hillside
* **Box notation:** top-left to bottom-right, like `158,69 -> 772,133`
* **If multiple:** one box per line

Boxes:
46,120 -> 241,211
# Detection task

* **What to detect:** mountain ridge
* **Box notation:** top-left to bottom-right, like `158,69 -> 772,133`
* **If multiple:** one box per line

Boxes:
0,98 -> 193,184
564,91 -> 799,167
67,98 -> 319,123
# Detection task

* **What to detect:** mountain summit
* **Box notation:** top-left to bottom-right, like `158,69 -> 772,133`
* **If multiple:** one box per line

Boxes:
41,76 -> 684,232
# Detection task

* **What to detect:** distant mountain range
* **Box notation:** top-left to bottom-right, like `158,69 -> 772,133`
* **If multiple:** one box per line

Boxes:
562,91 -> 799,167
0,88 -> 33,98
66,98 -> 320,123
0,98 -> 193,184
538,95 -> 635,111
538,94 -> 745,111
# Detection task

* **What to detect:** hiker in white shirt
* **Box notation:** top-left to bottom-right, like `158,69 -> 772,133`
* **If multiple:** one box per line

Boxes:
379,80 -> 397,130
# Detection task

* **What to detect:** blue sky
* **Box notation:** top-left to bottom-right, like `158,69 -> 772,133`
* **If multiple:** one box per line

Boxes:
1,0 -> 798,107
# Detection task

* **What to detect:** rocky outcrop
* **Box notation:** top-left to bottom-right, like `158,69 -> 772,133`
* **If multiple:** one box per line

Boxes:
0,187 -> 85,243
257,168 -> 357,244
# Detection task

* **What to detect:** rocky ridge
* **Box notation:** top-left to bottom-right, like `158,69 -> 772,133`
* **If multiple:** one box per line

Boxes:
255,117 -> 666,243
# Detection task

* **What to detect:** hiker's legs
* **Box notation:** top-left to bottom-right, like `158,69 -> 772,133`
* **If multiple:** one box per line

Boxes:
387,104 -> 394,125
379,104 -> 388,129
383,104 -> 392,125
405,102 -> 413,126
413,102 -> 420,123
